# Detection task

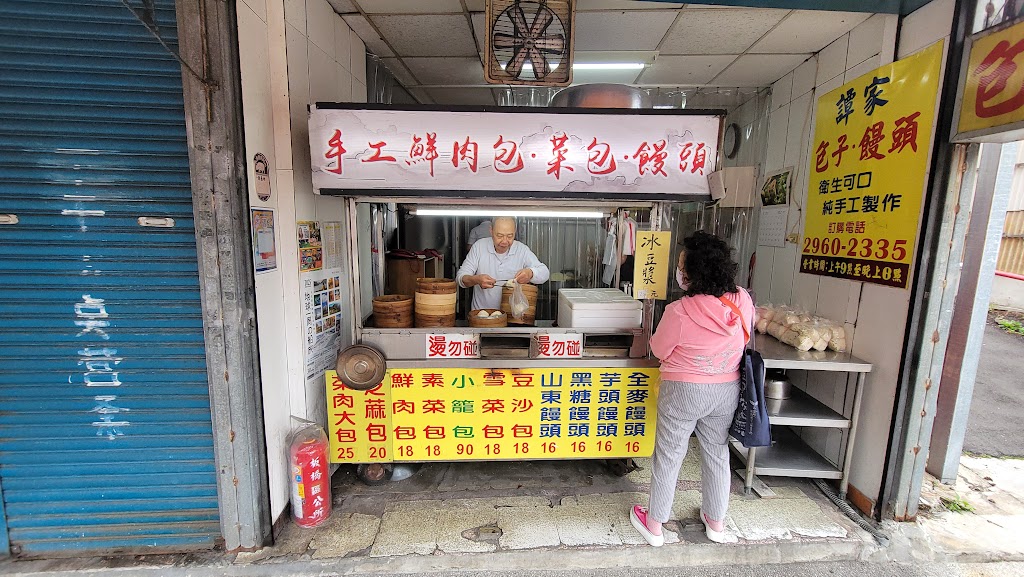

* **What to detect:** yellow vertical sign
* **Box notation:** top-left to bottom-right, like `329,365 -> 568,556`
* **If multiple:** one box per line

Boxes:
956,19 -> 1024,140
802,41 -> 943,289
633,231 -> 672,300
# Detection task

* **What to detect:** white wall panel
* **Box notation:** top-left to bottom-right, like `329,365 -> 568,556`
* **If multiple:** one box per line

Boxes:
307,0 -> 337,58
847,14 -> 886,67
792,57 -> 817,99
898,0 -> 954,57
816,34 -> 850,86
772,72 -> 793,111
766,103 -> 790,172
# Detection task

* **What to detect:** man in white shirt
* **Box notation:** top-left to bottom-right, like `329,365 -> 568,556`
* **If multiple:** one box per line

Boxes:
457,217 -> 549,311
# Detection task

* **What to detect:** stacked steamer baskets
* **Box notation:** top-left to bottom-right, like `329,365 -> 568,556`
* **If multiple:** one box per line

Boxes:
415,278 -> 457,327
500,283 -> 538,326
371,294 -> 413,328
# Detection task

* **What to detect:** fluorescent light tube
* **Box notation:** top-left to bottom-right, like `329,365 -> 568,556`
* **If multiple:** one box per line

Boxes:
415,208 -> 605,219
572,62 -> 645,70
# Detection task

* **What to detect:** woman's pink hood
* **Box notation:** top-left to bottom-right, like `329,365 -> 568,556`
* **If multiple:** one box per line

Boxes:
650,289 -> 753,384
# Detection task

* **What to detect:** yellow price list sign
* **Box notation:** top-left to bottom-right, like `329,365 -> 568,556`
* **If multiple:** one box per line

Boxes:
326,368 -> 660,463
803,41 -> 943,289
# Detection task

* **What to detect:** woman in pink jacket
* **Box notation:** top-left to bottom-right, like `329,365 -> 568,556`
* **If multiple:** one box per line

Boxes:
630,231 -> 754,547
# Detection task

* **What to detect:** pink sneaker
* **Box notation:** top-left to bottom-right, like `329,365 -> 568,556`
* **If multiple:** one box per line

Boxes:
630,505 -> 664,547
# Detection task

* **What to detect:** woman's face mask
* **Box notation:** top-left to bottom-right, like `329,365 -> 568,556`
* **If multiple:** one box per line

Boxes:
676,268 -> 688,291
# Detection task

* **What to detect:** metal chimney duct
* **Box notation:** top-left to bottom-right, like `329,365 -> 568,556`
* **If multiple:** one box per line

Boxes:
549,83 -> 651,109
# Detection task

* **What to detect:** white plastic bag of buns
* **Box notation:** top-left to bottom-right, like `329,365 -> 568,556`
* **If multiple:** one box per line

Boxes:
752,304 -> 848,352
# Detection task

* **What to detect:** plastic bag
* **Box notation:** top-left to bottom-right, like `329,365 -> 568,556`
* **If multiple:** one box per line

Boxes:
509,281 -> 529,321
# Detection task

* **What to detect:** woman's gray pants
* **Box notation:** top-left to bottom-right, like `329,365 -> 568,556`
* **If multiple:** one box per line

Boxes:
647,379 -> 740,523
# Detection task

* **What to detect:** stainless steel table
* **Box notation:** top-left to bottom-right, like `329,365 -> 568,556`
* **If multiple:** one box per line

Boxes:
731,335 -> 873,499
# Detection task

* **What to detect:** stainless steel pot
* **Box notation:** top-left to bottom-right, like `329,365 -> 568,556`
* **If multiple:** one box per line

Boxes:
764,371 -> 792,400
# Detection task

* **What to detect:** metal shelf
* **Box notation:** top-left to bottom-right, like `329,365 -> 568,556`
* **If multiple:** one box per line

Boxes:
755,334 -> 872,373
731,427 -> 842,480
768,388 -> 851,428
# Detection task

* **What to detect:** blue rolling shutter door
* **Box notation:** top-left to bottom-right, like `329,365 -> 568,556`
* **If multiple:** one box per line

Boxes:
0,0 -> 220,555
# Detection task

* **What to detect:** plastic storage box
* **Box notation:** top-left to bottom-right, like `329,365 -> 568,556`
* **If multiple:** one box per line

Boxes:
557,288 -> 643,329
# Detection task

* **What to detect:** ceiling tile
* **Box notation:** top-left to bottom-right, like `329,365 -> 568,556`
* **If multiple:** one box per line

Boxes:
638,54 -> 737,85
408,87 -> 434,104
576,0 -> 683,9
381,57 -> 419,86
425,87 -> 496,106
403,57 -> 485,85
659,9 -> 787,55
471,12 -> 486,53
749,10 -> 871,54
372,14 -> 478,56
709,53 -> 810,87
326,0 -> 357,13
342,14 -> 395,56
574,11 -> 677,51
357,0 -> 463,13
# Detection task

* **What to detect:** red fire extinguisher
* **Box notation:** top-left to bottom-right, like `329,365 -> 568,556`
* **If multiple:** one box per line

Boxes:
288,424 -> 331,528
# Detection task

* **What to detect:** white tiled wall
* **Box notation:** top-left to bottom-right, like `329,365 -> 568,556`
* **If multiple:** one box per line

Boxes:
749,4 -> 954,511
238,0 -> 367,521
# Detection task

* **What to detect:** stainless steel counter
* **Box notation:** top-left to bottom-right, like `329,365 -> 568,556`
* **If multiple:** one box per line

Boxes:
755,334 -> 872,373
733,334 -> 872,500
386,358 -> 660,369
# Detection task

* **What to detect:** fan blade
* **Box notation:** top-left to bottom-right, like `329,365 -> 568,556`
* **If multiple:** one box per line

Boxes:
529,46 -> 550,79
529,8 -> 554,37
492,32 -> 523,50
510,4 -> 530,37
533,35 -> 565,53
505,45 -> 530,77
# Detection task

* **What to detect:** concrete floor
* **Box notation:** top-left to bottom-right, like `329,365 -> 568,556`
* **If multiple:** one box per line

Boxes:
234,439 -> 868,564
964,319 -> 1024,457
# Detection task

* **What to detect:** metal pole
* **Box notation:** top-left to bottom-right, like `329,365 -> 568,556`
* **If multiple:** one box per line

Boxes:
882,0 -> 974,521
840,372 -> 867,499
928,142 -> 1015,482
174,0 -> 271,550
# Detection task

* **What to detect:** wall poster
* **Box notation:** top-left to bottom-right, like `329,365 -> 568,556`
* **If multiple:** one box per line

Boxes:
757,168 -> 791,248
251,208 -> 277,273
298,220 -> 323,273
301,221 -> 346,422
802,41 -> 943,289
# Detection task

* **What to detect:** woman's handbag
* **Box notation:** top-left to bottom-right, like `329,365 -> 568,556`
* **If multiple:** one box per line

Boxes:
719,295 -> 771,448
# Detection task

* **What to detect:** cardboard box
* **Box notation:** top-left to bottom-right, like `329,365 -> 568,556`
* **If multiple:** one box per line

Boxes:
707,166 -> 757,208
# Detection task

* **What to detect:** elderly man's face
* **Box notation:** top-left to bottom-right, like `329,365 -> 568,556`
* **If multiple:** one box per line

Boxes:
492,220 -> 516,254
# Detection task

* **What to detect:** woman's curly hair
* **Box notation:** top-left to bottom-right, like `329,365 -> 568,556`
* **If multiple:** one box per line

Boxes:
681,231 -> 738,298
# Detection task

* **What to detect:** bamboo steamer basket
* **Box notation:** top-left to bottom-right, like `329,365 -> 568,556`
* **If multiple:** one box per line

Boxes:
501,284 -> 538,326
469,309 -> 507,328
415,277 -> 457,294
372,295 -> 413,328
415,302 -> 457,315
415,278 -> 456,325
415,312 -> 456,328
414,292 -> 457,306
